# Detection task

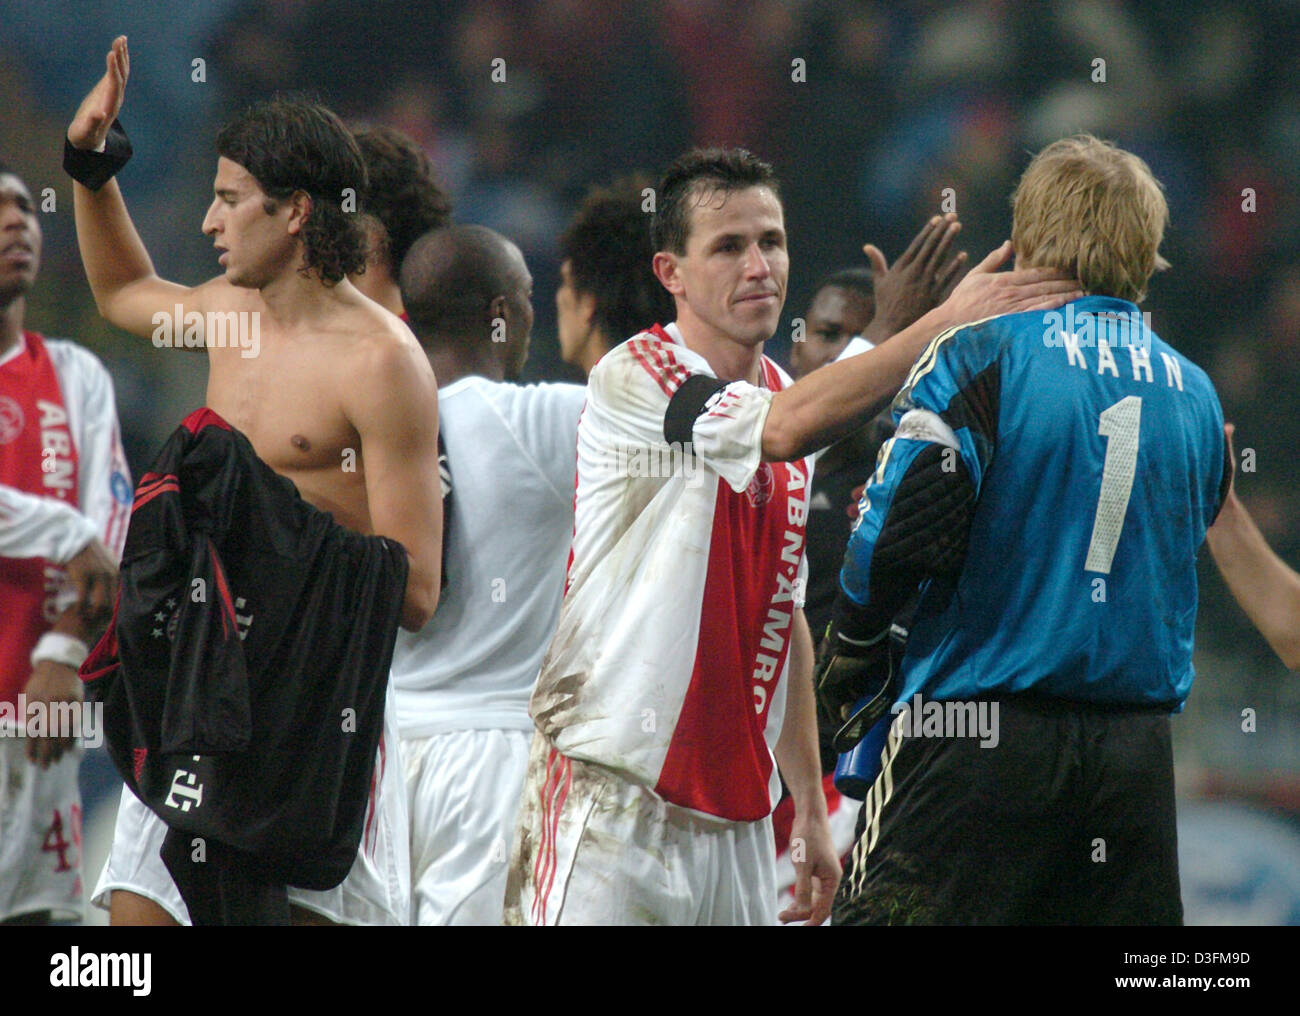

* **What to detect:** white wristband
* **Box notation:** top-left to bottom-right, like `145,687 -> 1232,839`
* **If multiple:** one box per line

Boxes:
30,632 -> 90,671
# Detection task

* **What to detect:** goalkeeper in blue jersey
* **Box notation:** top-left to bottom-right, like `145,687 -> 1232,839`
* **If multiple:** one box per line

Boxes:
819,136 -> 1231,925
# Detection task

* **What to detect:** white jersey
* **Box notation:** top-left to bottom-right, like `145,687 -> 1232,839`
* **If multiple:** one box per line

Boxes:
529,323 -> 811,823
391,376 -> 586,737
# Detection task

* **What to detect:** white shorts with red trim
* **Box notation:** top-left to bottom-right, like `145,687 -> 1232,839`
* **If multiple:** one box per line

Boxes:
0,734 -> 83,922
91,686 -> 410,926
504,732 -> 776,926
403,727 -> 531,925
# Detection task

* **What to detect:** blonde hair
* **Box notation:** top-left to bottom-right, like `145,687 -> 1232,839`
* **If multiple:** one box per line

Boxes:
1011,135 -> 1169,304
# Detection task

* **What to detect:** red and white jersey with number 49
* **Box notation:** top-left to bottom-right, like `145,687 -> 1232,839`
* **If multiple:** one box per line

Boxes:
530,323 -> 811,822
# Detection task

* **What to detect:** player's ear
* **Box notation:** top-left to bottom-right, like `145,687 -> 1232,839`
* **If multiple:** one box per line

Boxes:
284,190 -> 313,236
653,251 -> 684,297
488,294 -> 510,329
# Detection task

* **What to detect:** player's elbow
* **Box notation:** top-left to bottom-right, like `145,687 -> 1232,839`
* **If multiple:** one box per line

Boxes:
397,549 -> 440,630
91,288 -> 119,323
95,288 -> 145,337
399,574 -> 439,632
1274,636 -> 1300,672
761,404 -> 806,462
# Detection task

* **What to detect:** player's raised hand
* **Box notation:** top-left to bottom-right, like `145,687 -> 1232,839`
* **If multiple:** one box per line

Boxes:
937,240 -> 1082,326
862,213 -> 968,342
68,35 -> 130,152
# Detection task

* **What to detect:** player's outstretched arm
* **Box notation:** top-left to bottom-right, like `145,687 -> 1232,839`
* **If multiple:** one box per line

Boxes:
762,241 -> 1081,462
0,483 -> 99,562
344,332 -> 443,632
68,36 -> 209,340
1206,424 -> 1300,670
775,608 -> 841,925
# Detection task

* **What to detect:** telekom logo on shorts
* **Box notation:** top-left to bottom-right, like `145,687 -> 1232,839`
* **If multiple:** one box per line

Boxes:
165,757 -> 205,812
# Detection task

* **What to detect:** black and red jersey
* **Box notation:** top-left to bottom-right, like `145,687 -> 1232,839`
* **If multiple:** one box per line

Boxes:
82,408 -> 408,921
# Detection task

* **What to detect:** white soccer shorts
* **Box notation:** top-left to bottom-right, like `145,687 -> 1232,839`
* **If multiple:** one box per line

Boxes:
92,688 -> 410,926
504,732 -> 777,926
0,734 -> 84,922
402,727 -> 531,925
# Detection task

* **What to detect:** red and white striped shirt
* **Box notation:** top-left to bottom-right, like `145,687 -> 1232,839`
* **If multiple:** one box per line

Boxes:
0,332 -> 131,703
530,323 -> 810,822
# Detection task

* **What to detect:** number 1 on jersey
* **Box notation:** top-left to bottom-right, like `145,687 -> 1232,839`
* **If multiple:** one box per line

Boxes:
1085,396 -> 1142,574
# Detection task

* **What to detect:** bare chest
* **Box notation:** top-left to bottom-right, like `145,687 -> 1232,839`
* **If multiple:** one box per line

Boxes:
206,344 -> 370,530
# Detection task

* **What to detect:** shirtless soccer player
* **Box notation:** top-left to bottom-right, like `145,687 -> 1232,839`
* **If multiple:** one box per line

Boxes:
505,147 -> 1081,926
72,37 -> 442,927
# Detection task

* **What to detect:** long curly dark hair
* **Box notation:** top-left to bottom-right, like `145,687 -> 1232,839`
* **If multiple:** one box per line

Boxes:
353,126 -> 451,274
216,96 -> 368,285
561,174 -> 674,342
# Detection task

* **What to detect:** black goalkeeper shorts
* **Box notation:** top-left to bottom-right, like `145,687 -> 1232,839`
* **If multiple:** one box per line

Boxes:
832,693 -> 1183,925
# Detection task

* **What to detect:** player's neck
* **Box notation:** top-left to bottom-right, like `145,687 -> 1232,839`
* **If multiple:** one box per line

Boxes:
258,267 -> 347,326
425,340 -> 504,389
675,315 -> 764,385
350,263 -> 403,317
577,329 -> 610,379
0,298 -> 24,357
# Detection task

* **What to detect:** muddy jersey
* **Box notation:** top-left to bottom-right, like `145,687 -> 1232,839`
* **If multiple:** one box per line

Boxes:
529,323 -> 810,822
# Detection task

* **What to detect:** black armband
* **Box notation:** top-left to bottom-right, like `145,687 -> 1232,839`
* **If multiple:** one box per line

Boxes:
663,374 -> 728,447
63,119 -> 133,191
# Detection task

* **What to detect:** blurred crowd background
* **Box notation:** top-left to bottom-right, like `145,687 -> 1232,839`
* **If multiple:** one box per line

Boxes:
3,0 -> 1299,921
